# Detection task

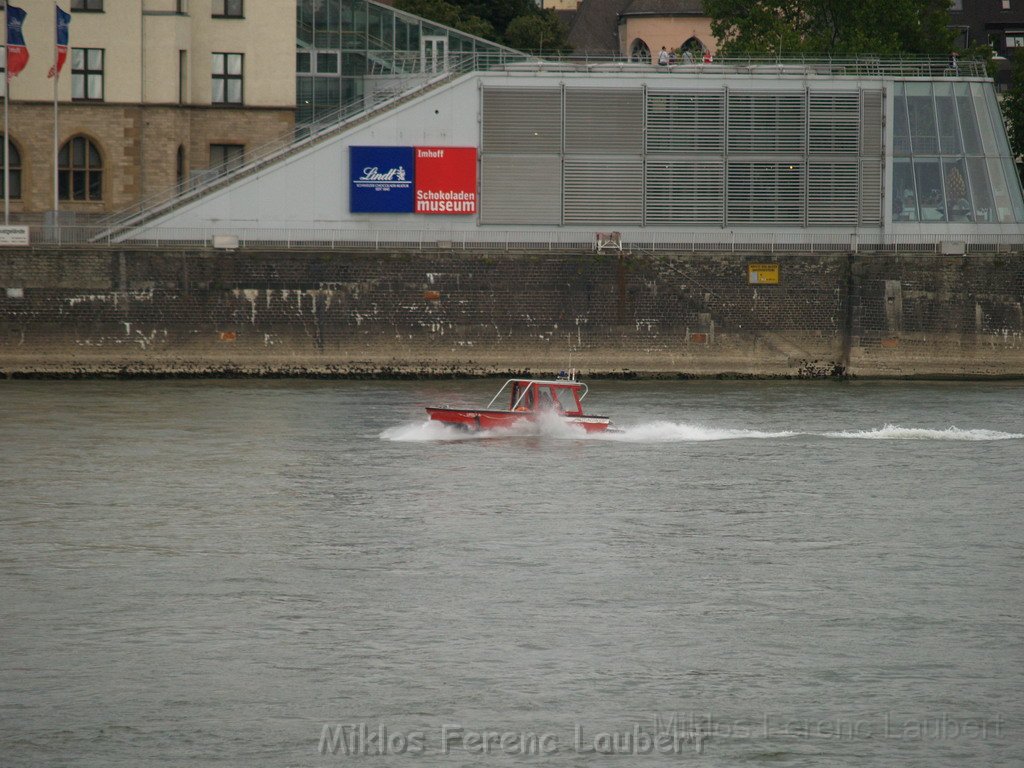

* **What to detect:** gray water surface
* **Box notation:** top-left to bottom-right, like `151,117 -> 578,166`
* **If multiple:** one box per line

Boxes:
1,380 -> 1022,767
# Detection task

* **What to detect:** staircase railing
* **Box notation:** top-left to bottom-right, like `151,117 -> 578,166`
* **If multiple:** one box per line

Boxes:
94,50 -> 530,236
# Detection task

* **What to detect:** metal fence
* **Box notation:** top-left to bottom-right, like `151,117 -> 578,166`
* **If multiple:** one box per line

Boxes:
507,54 -> 986,79
20,226 -> 1024,254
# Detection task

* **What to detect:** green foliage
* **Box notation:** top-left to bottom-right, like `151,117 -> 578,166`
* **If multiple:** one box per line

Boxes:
1001,49 -> 1024,160
451,0 -> 539,35
396,0 -> 461,29
394,0 -> 496,41
396,0 -> 569,52
958,42 -> 997,79
504,11 -> 571,54
704,0 -> 955,56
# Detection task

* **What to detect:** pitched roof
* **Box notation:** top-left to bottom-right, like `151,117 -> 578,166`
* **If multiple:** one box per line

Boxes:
621,0 -> 707,16
567,0 -> 633,55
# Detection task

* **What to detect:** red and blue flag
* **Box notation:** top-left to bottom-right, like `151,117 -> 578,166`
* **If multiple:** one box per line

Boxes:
48,6 -> 71,78
5,4 -> 29,81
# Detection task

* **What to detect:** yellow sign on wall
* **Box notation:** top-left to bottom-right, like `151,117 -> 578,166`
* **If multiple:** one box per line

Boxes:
748,263 -> 780,284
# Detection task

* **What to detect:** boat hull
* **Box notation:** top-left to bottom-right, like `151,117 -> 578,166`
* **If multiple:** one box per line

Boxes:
426,407 -> 611,433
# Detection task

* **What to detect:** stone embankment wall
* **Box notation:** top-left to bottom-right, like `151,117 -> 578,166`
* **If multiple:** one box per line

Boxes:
0,248 -> 1022,378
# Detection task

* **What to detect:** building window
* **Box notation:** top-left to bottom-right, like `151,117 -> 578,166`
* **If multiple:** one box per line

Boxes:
630,40 -> 651,64
71,48 -> 104,101
0,136 -> 22,199
212,0 -> 243,18
179,50 -> 188,103
211,53 -> 243,104
1004,0 -> 1012,9
70,0 -> 103,10
1006,32 -> 1024,48
176,145 -> 187,188
177,1 -> 188,13
58,136 -> 102,201
210,143 -> 244,175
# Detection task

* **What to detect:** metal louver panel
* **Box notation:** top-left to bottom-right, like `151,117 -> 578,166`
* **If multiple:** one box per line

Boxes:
808,162 -> 858,224
728,92 -> 805,154
564,157 -> 643,225
482,87 -> 562,153
565,88 -> 643,154
646,91 -> 725,153
859,159 -> 883,225
860,90 -> 884,156
646,160 -> 725,225
727,162 -> 804,225
480,155 -> 562,225
809,93 -> 860,154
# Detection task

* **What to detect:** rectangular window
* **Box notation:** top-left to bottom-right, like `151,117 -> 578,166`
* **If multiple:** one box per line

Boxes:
210,143 -> 244,175
211,53 -> 243,104
1006,33 -> 1024,47
1003,0 -> 1012,9
179,50 -> 188,104
71,48 -> 104,101
212,0 -> 243,18
70,0 -> 103,10
177,0 -> 188,13
316,52 -> 339,74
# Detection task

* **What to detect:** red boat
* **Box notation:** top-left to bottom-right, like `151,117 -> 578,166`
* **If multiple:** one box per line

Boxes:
426,375 -> 613,433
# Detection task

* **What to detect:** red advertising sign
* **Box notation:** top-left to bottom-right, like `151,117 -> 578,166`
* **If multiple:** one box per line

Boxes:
414,146 -> 477,215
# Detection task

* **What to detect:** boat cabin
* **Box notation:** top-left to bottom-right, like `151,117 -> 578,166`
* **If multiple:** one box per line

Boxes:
492,379 -> 587,416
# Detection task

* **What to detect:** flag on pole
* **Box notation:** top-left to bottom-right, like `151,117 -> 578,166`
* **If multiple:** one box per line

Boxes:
48,6 -> 71,79
5,4 -> 29,81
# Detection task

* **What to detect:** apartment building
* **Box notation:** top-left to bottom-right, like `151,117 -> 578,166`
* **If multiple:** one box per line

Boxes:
1,0 -> 295,221
949,0 -> 1024,89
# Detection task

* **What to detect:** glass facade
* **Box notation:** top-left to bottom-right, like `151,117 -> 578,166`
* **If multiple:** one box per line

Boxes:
296,0 -> 525,124
892,81 -> 1024,224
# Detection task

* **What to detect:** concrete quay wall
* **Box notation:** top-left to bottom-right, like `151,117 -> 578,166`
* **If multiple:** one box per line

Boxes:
1,248 -> 1022,378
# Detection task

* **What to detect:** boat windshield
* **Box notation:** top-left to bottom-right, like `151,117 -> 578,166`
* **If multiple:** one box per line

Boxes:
502,381 -> 583,414
551,386 -> 580,414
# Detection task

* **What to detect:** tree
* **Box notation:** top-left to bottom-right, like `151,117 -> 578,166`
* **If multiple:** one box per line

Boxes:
1001,49 -> 1024,161
504,11 -> 570,55
704,0 -> 954,57
395,0 -> 496,41
396,0 -> 568,52
452,0 -> 539,37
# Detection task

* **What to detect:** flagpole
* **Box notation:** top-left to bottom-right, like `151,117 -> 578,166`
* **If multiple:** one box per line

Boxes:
53,3 -> 59,219
4,2 -> 10,226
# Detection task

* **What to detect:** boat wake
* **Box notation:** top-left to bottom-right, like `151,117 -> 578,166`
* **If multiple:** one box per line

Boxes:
593,421 -> 797,442
381,413 -> 587,442
821,424 -> 1024,441
381,420 -> 1024,443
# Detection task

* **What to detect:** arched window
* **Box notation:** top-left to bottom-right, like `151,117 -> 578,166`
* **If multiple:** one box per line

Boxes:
58,135 -> 102,201
630,39 -> 651,63
176,145 -> 186,188
681,36 -> 704,58
0,135 -> 22,199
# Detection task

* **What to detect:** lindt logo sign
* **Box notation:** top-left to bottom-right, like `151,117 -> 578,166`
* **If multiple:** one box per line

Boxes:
356,166 -> 409,186
350,146 -> 476,215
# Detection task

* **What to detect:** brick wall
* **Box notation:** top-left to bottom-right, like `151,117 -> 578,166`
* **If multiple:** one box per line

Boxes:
6,103 -> 294,216
1,248 -> 1022,377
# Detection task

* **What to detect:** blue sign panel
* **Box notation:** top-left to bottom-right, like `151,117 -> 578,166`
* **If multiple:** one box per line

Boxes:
350,146 -> 415,213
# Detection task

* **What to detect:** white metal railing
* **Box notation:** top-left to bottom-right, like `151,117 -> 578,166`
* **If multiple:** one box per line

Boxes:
21,225 -> 1024,253
512,54 -> 988,79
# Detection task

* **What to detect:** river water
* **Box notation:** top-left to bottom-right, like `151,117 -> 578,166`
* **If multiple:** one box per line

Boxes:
1,380 -> 1022,767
